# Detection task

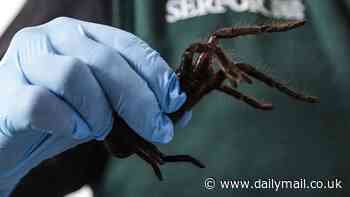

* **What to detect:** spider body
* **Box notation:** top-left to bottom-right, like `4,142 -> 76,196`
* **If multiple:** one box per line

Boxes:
104,20 -> 319,181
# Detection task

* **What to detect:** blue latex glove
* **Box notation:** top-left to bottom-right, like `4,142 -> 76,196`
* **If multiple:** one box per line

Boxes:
0,17 -> 191,196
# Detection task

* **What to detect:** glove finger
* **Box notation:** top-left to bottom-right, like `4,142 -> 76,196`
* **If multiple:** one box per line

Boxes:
42,17 -> 187,114
0,28 -> 93,140
20,52 -> 113,140
0,85 -> 93,179
43,24 -> 174,143
3,85 -> 93,140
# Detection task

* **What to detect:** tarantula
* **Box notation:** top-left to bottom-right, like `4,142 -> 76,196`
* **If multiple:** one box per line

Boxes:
104,20 -> 319,181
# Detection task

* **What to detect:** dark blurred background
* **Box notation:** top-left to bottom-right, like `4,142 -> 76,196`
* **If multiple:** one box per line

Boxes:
0,0 -> 348,197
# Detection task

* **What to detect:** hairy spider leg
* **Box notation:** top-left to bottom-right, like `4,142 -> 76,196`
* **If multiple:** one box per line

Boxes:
211,20 -> 306,40
236,63 -> 319,103
192,20 -> 307,87
136,148 -> 163,181
218,84 -> 273,110
132,131 -> 206,169
161,155 -> 206,168
135,144 -> 206,180
181,42 -> 319,109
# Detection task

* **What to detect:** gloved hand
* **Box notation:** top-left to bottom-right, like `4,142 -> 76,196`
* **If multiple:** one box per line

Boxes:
0,17 -> 191,196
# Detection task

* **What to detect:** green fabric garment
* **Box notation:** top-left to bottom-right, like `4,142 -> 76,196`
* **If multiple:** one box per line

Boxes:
100,1 -> 349,196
